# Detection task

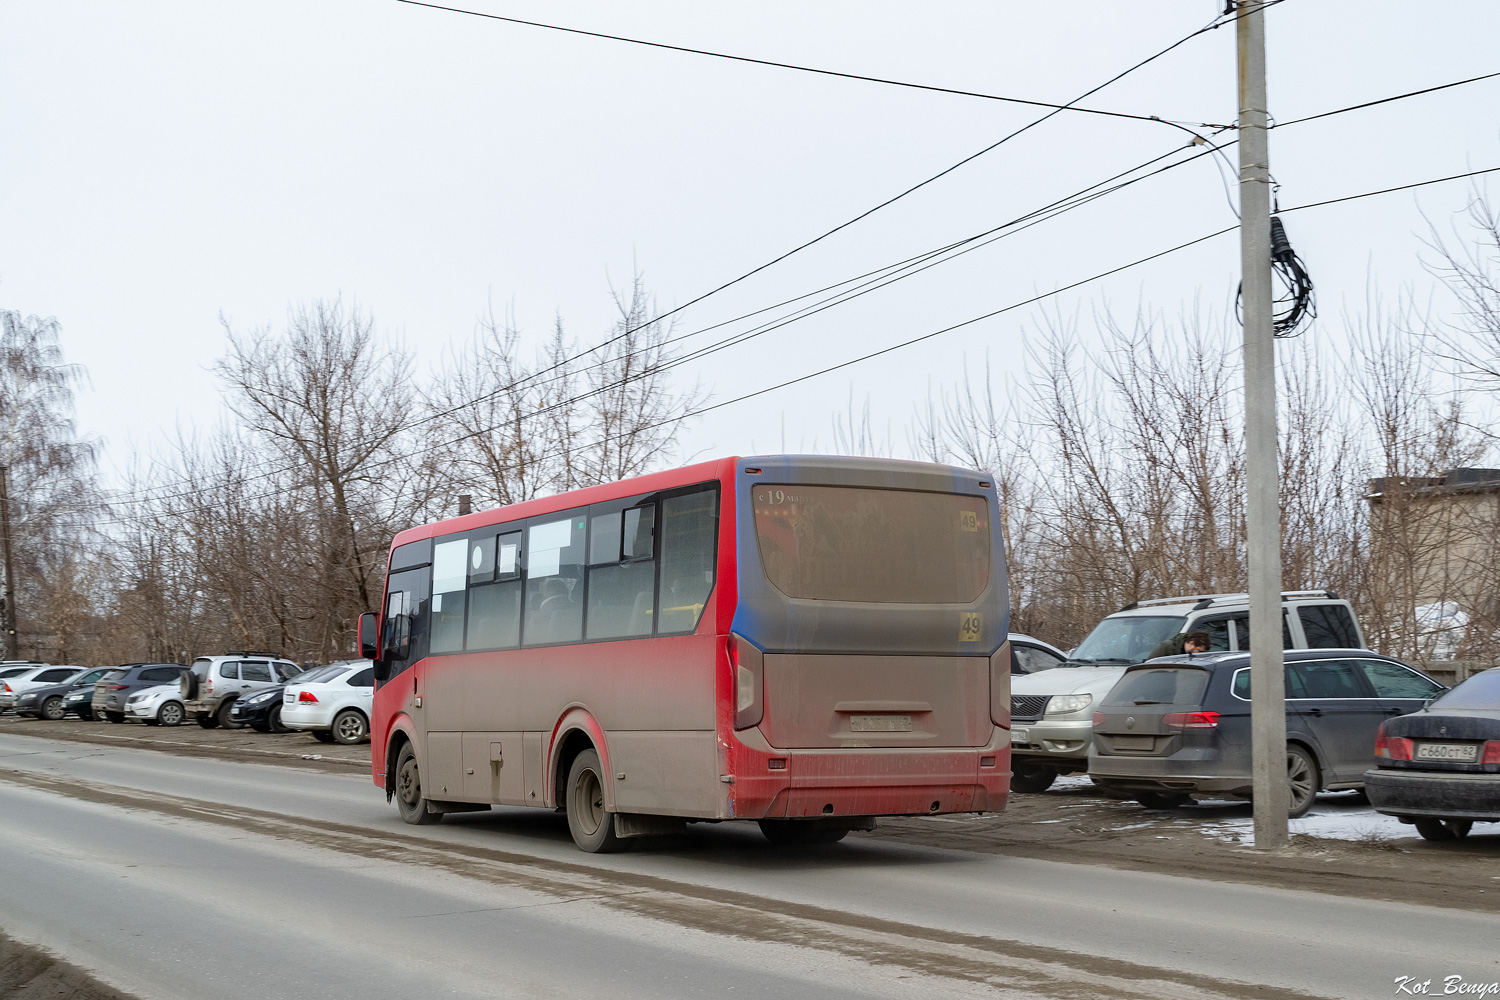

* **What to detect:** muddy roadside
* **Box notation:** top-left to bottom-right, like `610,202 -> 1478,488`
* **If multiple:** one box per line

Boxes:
2,715 -> 1495,914
0,929 -> 136,1000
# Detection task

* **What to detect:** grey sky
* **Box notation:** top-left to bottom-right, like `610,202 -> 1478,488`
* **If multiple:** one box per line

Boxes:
3,1 -> 1498,487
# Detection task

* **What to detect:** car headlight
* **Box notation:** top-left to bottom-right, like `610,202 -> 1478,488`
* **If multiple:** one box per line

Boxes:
245,690 -> 279,705
1046,694 -> 1093,715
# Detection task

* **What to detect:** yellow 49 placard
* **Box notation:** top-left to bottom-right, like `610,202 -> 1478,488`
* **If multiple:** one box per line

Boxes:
959,612 -> 981,642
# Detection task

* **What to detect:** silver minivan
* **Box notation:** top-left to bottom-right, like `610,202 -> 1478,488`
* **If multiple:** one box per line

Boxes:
1009,590 -> 1364,792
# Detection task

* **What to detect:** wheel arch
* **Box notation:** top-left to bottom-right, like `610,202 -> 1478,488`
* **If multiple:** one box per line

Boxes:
550,707 -> 612,811
384,718 -> 418,802
1286,738 -> 1324,790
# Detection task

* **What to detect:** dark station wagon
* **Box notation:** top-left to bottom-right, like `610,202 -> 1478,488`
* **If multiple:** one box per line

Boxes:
1089,649 -> 1444,816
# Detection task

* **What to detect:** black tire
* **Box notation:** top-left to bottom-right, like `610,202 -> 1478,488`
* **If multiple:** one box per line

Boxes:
268,705 -> 292,734
104,711 -> 126,724
216,699 -> 243,729
311,730 -> 337,744
196,713 -> 219,729
1447,819 -> 1474,839
75,708 -> 93,721
394,742 -> 442,825
41,696 -> 66,722
181,672 -> 199,701
758,820 -> 851,845
1010,760 -> 1058,794
1414,817 -> 1456,842
565,749 -> 623,853
157,701 -> 184,727
142,719 -> 160,726
1286,745 -> 1319,819
1136,791 -> 1189,810
331,709 -> 368,745
250,721 -> 271,733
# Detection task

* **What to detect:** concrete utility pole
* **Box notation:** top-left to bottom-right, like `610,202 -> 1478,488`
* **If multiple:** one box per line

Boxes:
1237,0 -> 1288,848
0,465 -> 16,659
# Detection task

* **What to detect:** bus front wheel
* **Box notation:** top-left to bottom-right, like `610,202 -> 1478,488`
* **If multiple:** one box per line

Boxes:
395,743 -> 443,826
565,749 -> 624,853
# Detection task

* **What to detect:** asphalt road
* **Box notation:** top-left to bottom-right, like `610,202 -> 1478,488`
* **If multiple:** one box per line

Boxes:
1,733 -> 1495,1000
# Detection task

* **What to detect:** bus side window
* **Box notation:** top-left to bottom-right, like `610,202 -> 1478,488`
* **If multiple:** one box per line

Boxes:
658,488 -> 719,634
430,538 -> 468,653
383,566 -> 432,674
467,530 -> 523,650
587,503 -> 657,640
523,515 -> 585,645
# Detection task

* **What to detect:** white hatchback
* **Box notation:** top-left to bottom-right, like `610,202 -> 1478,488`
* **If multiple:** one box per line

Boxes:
281,661 -> 375,744
124,683 -> 187,727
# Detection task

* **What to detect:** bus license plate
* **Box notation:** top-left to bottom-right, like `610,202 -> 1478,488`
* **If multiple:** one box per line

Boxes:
850,715 -> 912,733
1415,742 -> 1478,762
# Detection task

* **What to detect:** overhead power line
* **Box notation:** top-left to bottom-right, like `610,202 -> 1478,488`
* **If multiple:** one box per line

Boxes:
395,0 -> 1214,128
1277,164 -> 1500,214
1274,70 -> 1500,129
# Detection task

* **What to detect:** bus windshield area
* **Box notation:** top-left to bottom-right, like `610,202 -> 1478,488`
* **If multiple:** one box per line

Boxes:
751,484 -> 990,603
1069,615 -> 1186,664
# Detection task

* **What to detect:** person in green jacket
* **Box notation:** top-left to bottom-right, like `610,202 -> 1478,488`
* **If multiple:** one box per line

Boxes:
1147,630 -> 1211,660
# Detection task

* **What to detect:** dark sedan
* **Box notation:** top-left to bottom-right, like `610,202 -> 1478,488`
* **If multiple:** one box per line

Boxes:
1366,667 -> 1500,841
13,667 -> 117,720
228,684 -> 294,732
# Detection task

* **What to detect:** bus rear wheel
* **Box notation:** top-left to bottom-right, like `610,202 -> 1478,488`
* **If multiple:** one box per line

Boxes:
565,749 -> 623,853
394,743 -> 442,826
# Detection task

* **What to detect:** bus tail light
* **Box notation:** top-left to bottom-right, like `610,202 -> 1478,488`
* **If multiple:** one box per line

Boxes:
988,642 -> 1011,728
728,633 -> 763,730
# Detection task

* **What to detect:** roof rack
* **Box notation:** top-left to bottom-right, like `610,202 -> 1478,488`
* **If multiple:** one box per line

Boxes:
1119,589 -> 1337,612
223,650 -> 280,658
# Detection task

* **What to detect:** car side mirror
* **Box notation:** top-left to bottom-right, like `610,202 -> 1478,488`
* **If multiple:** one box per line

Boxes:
358,612 -> 380,661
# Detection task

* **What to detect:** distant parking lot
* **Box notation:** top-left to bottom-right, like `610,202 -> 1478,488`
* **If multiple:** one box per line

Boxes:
0,713 -> 368,772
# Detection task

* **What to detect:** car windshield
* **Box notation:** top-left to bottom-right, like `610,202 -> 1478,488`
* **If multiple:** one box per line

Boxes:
295,665 -> 350,685
1070,615 -> 1186,664
1430,669 -> 1500,711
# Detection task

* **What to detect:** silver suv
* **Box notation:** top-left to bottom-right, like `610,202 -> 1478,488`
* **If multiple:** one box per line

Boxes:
1009,590 -> 1365,792
182,653 -> 302,729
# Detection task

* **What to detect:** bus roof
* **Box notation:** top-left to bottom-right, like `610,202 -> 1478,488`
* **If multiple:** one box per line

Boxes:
390,457 -> 739,549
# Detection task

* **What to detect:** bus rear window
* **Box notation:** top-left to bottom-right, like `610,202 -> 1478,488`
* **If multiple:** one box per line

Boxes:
751,485 -> 990,603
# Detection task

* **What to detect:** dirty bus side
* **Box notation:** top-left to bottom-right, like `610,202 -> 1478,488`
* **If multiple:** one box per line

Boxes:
365,455 -> 1011,852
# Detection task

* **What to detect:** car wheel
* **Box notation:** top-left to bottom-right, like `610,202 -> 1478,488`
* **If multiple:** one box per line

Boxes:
217,699 -> 243,729
566,749 -> 623,853
268,705 -> 293,734
1413,817 -> 1457,842
394,743 -> 442,825
157,701 -> 184,727
1010,760 -> 1058,794
104,711 -> 126,724
195,713 -> 219,729
75,707 -> 93,721
758,820 -> 851,845
250,721 -> 271,733
332,709 -> 368,745
311,731 -> 337,744
41,697 -> 66,721
1286,745 -> 1319,819
1136,791 -> 1189,810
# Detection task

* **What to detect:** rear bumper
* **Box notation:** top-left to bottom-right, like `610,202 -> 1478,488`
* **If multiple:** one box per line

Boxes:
0,694 -> 16,709
184,699 -> 222,716
280,703 -> 335,729
727,728 -> 1011,819
1365,768 -> 1500,821
1089,754 -> 1250,795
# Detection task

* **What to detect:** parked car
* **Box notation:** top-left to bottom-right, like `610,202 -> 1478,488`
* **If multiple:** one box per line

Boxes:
0,665 -> 87,712
181,653 -> 302,729
1008,634 -> 1067,674
13,667 -> 117,720
93,663 -> 189,724
1008,590 -> 1364,792
228,677 -> 311,733
1089,649 -> 1444,816
280,661 -> 374,744
124,683 -> 187,727
1365,666 -> 1500,841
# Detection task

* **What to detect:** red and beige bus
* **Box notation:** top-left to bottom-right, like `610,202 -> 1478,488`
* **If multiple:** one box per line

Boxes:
359,455 -> 1012,852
